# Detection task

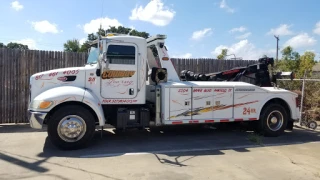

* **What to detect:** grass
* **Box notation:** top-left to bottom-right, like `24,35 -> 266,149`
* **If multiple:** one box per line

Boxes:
247,133 -> 263,145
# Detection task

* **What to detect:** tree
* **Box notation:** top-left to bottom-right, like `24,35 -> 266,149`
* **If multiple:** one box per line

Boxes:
107,26 -> 149,38
277,49 -> 315,78
79,42 -> 91,52
0,43 -> 6,48
217,49 -> 228,60
6,42 -> 29,50
85,26 -> 150,41
64,26 -> 151,53
63,39 -> 80,52
298,51 -> 316,77
0,42 -> 29,49
276,46 -> 300,72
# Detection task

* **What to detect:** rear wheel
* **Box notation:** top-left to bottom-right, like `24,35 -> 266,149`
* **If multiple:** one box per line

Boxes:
257,104 -> 288,137
47,105 -> 96,150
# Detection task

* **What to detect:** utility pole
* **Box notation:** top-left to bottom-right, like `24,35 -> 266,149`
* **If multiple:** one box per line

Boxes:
274,35 -> 279,63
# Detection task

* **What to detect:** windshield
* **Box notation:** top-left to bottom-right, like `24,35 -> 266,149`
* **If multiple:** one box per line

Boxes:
86,47 -> 99,64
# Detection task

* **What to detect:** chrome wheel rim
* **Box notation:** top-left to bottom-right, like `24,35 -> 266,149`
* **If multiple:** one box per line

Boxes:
267,110 -> 284,131
57,115 -> 86,142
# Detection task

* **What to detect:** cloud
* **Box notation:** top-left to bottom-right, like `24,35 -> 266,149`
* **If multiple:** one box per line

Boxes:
305,49 -> 315,53
229,26 -> 246,33
82,17 -> 122,34
79,38 -> 87,45
11,38 -> 37,49
191,28 -> 213,40
11,1 -> 23,11
229,26 -> 251,40
172,53 -> 192,58
267,24 -> 294,36
236,32 -> 251,39
313,21 -> 320,35
30,20 -> 61,34
283,33 -> 317,49
211,39 -> 275,60
129,0 -> 176,26
219,0 -> 235,13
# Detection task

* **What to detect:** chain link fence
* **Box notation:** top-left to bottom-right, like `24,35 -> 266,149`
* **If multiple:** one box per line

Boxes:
277,72 -> 320,129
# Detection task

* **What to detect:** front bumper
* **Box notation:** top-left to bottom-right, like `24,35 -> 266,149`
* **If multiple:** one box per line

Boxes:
28,110 -> 47,129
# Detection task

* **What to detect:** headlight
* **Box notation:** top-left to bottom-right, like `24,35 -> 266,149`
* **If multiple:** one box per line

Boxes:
30,100 -> 53,109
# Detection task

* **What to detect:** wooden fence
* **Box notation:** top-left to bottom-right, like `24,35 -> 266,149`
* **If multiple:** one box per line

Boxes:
0,48 -> 257,124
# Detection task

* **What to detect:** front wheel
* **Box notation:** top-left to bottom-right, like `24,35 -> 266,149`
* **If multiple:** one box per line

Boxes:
47,105 -> 96,150
258,104 -> 288,137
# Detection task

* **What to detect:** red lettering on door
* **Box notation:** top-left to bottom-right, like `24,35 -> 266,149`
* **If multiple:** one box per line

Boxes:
178,89 -> 188,93
193,89 -> 202,92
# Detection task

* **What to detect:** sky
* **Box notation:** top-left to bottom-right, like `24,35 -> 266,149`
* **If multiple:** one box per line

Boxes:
1,0 -> 320,60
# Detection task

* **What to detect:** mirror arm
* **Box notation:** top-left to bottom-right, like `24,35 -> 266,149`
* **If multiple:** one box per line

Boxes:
103,52 -> 108,63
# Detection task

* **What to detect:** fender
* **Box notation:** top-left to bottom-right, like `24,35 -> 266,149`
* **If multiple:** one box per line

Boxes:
256,94 -> 298,120
30,86 -> 106,126
31,86 -> 84,111
83,89 -> 106,126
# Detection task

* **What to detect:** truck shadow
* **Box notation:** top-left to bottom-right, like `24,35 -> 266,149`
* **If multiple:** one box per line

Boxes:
1,124 -> 317,177
37,123 -> 320,166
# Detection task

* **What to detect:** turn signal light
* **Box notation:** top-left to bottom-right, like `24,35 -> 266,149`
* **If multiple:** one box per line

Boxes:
162,57 -> 169,61
39,101 -> 53,109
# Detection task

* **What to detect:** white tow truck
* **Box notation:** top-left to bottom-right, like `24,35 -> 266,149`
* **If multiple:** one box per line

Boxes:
28,33 -> 300,150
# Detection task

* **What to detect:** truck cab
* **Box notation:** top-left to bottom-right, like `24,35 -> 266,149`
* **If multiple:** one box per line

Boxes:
28,33 -> 300,150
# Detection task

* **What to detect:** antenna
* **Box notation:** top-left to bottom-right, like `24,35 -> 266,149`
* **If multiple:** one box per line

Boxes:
99,0 -> 104,34
127,28 -> 134,35
97,1 -> 103,51
100,0 -> 104,18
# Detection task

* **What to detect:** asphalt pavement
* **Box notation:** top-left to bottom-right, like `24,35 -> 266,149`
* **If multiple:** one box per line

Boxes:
0,123 -> 319,180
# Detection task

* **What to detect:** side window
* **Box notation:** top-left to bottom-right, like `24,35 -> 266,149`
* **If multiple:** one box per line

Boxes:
107,45 -> 135,65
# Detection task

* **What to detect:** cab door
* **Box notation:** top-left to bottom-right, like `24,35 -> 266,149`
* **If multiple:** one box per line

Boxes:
100,43 -> 138,99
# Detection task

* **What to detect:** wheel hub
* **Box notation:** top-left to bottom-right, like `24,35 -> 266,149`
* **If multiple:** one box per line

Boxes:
270,117 -> 278,124
267,110 -> 284,132
57,115 -> 87,142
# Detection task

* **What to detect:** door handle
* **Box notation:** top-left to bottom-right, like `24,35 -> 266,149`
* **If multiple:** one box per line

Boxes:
129,88 -> 134,95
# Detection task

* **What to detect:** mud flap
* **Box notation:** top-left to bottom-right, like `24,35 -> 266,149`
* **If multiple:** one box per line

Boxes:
286,120 -> 294,130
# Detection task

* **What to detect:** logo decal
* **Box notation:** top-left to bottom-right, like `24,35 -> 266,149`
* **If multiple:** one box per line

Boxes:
101,70 -> 135,79
88,77 -> 95,84
235,88 -> 255,92
57,76 -> 77,82
57,76 -> 67,82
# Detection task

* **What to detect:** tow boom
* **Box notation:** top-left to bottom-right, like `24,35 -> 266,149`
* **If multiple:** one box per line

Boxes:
180,57 -> 295,87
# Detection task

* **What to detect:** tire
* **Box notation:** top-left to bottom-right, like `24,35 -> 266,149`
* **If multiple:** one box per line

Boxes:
47,105 -> 96,150
257,104 -> 288,137
307,121 -> 318,130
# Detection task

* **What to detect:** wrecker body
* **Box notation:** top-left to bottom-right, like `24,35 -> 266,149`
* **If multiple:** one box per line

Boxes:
28,34 -> 300,150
